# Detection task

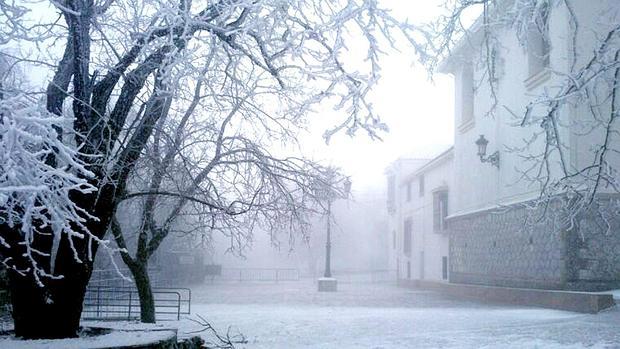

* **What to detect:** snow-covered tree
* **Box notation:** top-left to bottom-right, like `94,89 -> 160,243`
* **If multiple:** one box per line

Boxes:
111,80 -> 333,322
0,90 -> 101,281
0,0 -> 423,338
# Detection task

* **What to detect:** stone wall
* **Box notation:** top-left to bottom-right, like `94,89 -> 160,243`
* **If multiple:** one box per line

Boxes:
448,197 -> 620,291
565,197 -> 620,291
398,280 -> 616,313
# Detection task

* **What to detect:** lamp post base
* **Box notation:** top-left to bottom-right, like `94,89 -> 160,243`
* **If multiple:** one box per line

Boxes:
317,277 -> 338,292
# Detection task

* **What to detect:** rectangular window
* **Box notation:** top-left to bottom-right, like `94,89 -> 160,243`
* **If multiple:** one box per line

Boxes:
461,63 -> 474,125
403,218 -> 412,256
387,175 -> 396,213
418,175 -> 425,197
442,256 -> 448,280
527,5 -> 550,77
392,230 -> 396,249
433,191 -> 449,233
406,181 -> 412,202
419,251 -> 425,280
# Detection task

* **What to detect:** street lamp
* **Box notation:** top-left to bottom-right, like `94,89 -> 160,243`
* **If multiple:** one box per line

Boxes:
315,168 -> 351,292
475,134 -> 500,168
323,175 -> 351,279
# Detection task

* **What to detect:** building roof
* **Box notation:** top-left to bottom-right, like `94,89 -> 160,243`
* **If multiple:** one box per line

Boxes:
401,146 -> 454,184
383,157 -> 429,176
437,0 -> 512,73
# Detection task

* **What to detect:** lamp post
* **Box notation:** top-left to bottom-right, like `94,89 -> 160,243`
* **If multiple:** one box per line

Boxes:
324,198 -> 333,278
323,176 -> 351,279
475,134 -> 500,168
316,168 -> 351,292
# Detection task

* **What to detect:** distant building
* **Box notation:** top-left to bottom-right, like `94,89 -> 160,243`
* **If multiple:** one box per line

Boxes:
385,155 -> 453,283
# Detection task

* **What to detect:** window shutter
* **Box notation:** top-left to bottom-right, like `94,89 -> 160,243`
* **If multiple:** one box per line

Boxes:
403,218 -> 412,256
433,191 -> 449,233
441,192 -> 448,231
433,192 -> 440,232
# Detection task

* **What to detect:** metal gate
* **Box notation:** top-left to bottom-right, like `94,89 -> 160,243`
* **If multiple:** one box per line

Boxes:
81,286 -> 191,321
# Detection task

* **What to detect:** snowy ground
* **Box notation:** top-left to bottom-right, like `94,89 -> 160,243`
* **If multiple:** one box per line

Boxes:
3,280 -> 619,348
0,328 -> 176,349
167,280 -> 620,349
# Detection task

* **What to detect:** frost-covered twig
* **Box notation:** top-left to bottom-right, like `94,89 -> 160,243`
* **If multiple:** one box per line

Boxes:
0,92 -> 100,285
186,314 -> 247,349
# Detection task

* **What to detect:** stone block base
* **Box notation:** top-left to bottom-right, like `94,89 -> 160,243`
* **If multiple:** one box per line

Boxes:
317,277 -> 337,292
399,281 -> 616,314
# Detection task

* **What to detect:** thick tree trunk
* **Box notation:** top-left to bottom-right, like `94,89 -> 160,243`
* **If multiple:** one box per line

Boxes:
129,262 -> 156,323
2,189 -> 115,339
8,265 -> 90,339
5,226 -> 93,339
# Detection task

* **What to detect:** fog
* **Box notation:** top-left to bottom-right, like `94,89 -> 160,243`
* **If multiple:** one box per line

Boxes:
2,0 -> 620,347
209,186 -> 388,275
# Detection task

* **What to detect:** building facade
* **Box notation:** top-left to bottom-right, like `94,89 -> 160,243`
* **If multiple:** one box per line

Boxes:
388,0 -> 620,291
440,0 -> 620,291
385,158 -> 427,277
386,150 -> 453,284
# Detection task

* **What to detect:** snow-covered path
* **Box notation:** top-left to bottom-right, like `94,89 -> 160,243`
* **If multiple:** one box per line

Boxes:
171,280 -> 620,348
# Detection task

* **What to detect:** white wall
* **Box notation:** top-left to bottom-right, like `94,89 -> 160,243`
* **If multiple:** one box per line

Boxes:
445,0 -> 620,216
385,158 -> 428,276
394,152 -> 453,282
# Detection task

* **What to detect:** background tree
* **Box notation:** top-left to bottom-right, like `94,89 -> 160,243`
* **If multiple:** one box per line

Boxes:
111,71 -> 330,322
0,0 -> 425,338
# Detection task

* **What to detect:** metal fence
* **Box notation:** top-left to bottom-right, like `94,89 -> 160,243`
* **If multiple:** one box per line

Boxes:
207,268 -> 396,283
88,266 -> 395,286
210,268 -> 396,283
330,269 -> 397,284
81,286 -> 191,321
88,268 -> 166,288
216,268 -> 300,282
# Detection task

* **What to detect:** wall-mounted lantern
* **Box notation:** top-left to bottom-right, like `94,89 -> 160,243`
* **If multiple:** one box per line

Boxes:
475,134 -> 500,168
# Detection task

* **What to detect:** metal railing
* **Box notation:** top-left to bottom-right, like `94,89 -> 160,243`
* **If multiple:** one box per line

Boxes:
88,268 -> 164,288
209,268 -> 396,283
331,269 -> 397,283
217,268 -> 300,282
81,286 -> 191,321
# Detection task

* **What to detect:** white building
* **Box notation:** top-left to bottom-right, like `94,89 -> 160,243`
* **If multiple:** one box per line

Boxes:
439,0 -> 620,216
387,0 -> 620,291
384,158 -> 427,277
386,150 -> 453,284
438,0 -> 620,291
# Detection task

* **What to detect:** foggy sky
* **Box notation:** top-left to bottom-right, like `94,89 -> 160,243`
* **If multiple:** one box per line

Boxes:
300,0 -> 457,192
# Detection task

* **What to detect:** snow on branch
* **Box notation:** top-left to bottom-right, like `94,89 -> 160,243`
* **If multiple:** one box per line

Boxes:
0,92 -> 102,286
2,0 -> 433,286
